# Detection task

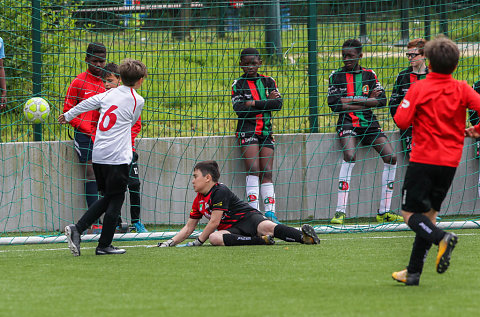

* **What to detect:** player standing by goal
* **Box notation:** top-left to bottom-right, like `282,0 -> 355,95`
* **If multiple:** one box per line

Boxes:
231,48 -> 282,223
156,160 -> 319,248
328,39 -> 400,225
392,36 -> 480,285
63,43 -> 106,226
389,38 -> 428,156
60,59 -> 147,256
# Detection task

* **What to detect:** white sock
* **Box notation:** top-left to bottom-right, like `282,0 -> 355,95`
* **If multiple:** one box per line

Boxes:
379,163 -> 396,214
246,175 -> 259,210
260,182 -> 275,213
336,161 -> 355,213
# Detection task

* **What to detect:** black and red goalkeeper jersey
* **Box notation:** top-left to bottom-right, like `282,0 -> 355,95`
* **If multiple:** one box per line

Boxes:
231,74 -> 282,136
389,66 -> 428,118
190,183 -> 256,230
327,66 -> 387,129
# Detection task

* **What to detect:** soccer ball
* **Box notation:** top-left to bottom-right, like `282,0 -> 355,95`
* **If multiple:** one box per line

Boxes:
23,97 -> 50,124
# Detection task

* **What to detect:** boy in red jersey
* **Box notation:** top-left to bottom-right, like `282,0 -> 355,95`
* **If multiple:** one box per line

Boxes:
392,36 -> 480,285
63,43 -> 106,213
232,48 -> 282,223
156,160 -> 319,247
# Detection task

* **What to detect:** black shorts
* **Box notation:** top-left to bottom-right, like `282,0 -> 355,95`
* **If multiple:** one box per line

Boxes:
337,127 -> 387,146
236,132 -> 275,150
401,162 -> 456,213
226,211 -> 268,237
128,151 -> 140,188
93,163 -> 129,196
74,130 -> 94,163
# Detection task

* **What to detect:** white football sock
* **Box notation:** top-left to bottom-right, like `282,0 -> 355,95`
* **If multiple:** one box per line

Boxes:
260,182 -> 275,213
336,161 -> 355,213
379,163 -> 396,214
246,175 -> 259,210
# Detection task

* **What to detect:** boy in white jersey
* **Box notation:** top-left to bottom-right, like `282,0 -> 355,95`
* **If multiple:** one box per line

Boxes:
59,59 -> 147,256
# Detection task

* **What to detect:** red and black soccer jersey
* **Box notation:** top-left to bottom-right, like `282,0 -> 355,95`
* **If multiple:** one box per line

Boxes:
327,66 -> 387,129
190,183 -> 256,230
389,66 -> 428,118
231,74 -> 283,136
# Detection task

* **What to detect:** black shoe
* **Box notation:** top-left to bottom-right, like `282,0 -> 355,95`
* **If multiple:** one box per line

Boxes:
95,245 -> 126,255
301,224 -> 320,244
65,224 -> 81,256
436,232 -> 458,274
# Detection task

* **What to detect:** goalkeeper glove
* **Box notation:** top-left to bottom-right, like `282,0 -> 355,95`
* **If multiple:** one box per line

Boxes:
186,237 -> 204,247
158,239 -> 175,247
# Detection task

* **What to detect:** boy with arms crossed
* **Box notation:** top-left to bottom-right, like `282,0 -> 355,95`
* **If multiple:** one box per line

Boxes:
157,160 -> 320,247
232,48 -> 282,223
392,36 -> 480,285
328,39 -> 400,225
60,59 -> 147,256
389,38 -> 428,155
101,63 -> 148,233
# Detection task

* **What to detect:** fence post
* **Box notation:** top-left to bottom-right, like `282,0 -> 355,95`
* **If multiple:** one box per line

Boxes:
358,0 -> 370,44
265,0 -> 282,62
395,0 -> 409,46
307,0 -> 318,133
424,0 -> 431,40
32,0 -> 42,141
172,0 -> 192,40
439,0 -> 448,36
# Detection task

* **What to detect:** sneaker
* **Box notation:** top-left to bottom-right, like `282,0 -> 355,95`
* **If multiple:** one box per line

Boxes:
376,211 -> 404,223
331,212 -> 345,225
301,224 -> 320,244
265,211 -> 281,224
95,245 -> 126,255
436,232 -> 458,274
261,235 -> 275,245
132,221 -> 148,233
65,224 -> 81,256
392,269 -> 420,286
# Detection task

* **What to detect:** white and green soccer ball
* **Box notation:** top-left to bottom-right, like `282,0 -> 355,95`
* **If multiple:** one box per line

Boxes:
23,97 -> 50,124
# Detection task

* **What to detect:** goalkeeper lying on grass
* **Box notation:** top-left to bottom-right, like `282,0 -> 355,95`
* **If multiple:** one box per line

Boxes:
157,160 -> 320,247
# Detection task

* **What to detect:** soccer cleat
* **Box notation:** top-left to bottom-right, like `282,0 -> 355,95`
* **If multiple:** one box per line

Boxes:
65,224 -> 81,257
132,221 -> 148,233
301,224 -> 320,244
265,211 -> 281,224
376,211 -> 404,223
95,245 -> 126,255
331,212 -> 345,225
262,235 -> 275,245
392,269 -> 420,286
436,232 -> 458,274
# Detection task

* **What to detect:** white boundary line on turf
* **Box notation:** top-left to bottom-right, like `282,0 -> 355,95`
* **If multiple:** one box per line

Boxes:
0,232 -> 478,253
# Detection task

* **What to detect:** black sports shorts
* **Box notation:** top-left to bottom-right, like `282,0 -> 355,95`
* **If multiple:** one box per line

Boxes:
93,163 -> 129,196
401,162 -> 456,213
337,127 -> 387,146
236,132 -> 275,150
226,211 -> 268,237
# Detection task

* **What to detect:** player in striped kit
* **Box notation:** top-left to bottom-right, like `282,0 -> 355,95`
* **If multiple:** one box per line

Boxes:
328,39 -> 401,225
231,48 -> 283,223
60,59 -> 147,256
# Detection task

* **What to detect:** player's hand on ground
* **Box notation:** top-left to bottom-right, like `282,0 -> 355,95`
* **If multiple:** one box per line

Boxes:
186,237 -> 203,247
157,239 -> 175,247
57,114 -> 67,124
465,126 -> 480,138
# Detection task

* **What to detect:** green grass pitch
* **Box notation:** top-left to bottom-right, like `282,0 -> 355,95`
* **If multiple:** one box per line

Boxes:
1,229 -> 479,317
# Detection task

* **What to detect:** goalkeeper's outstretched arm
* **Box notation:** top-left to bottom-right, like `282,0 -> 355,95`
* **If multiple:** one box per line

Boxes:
160,218 -> 199,247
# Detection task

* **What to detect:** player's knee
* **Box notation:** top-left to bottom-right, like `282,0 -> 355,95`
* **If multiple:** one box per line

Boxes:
343,153 -> 356,163
208,232 -> 225,246
383,154 -> 397,165
129,183 -> 140,193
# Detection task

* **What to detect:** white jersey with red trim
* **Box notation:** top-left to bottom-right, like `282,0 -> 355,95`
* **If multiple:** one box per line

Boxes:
64,85 -> 144,165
